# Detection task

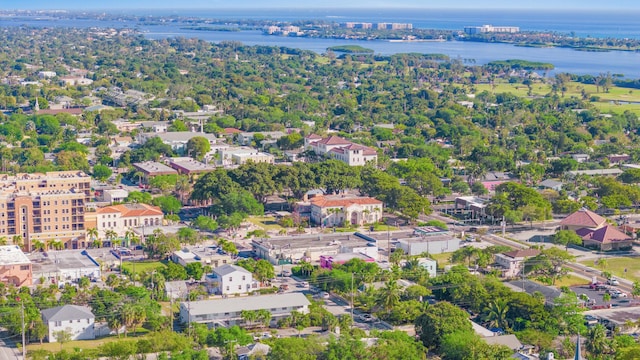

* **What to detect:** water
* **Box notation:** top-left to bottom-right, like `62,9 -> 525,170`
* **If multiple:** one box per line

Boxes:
3,8 -> 640,78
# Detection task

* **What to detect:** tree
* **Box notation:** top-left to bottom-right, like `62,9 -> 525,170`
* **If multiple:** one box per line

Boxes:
185,262 -> 204,281
153,195 -> 182,215
525,247 -> 574,285
186,136 -> 211,160
585,324 -> 611,356
483,299 -> 510,330
192,215 -> 218,232
126,191 -> 153,204
253,259 -> 275,285
440,331 -> 512,360
415,301 -> 473,350
552,230 -> 583,250
53,329 -> 72,350
377,278 -> 402,314
267,337 -> 323,360
92,164 -> 112,182
177,227 -> 199,245
32,318 -> 48,344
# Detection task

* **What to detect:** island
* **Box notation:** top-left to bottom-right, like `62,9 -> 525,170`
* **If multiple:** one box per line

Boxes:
327,45 -> 375,54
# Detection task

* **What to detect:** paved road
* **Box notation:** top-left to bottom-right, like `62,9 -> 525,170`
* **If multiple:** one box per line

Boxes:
0,332 -> 20,360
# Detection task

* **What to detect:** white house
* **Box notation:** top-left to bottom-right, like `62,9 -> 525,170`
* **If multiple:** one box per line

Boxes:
494,249 -> 541,278
180,293 -> 311,328
306,135 -> 378,166
41,305 -> 95,342
101,189 -> 129,204
206,264 -> 256,295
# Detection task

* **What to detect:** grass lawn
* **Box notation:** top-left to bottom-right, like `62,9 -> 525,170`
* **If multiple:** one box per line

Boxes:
121,260 -> 166,275
27,332 -> 149,352
246,216 -> 285,231
371,223 -> 399,231
474,83 -> 552,97
552,274 -> 591,288
430,252 -> 453,266
580,257 -> 640,283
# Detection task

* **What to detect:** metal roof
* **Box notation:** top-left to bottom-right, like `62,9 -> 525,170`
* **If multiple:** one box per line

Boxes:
182,293 -> 310,316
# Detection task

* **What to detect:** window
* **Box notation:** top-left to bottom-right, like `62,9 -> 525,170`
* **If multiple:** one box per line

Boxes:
238,285 -> 241,290
20,265 -> 29,270
242,276 -> 245,281
55,321 -> 61,326
229,277 -> 232,282
226,286 -> 229,291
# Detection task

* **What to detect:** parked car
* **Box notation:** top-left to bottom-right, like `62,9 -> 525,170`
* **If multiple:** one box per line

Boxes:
359,314 -> 374,322
584,315 -> 599,326
279,284 -> 289,291
607,278 -> 620,286
589,282 -> 606,290
611,290 -> 627,298
321,291 -> 330,299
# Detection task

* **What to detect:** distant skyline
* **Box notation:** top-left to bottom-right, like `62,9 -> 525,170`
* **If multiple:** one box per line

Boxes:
4,0 -> 640,11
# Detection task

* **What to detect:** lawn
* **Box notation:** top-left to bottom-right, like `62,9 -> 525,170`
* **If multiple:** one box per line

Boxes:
552,274 -> 590,288
371,223 -> 399,231
580,257 -> 640,283
474,83 -> 552,97
27,332 -> 149,352
121,260 -> 166,275
246,216 -> 285,231
430,252 -> 453,266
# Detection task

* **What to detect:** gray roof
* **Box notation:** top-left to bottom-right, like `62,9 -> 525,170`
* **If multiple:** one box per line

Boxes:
213,264 -> 251,277
484,334 -> 523,350
183,293 -> 310,316
539,179 -> 563,188
41,305 -> 94,322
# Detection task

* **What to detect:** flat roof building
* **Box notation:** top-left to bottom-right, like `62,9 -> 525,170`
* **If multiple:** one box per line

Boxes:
0,245 -> 32,286
166,157 -> 217,176
29,249 -> 100,285
132,161 -> 178,183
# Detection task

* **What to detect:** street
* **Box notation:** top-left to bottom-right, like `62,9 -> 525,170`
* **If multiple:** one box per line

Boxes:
0,331 -> 20,360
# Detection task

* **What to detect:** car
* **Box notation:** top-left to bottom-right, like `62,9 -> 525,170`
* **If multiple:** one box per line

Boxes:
611,291 -> 627,298
584,315 -> 599,325
607,278 -> 620,286
321,291 -> 330,299
359,314 -> 374,322
279,284 -> 289,291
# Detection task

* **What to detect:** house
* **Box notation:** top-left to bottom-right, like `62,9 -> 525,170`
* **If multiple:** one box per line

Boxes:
41,305 -> 95,342
237,343 -> 271,360
179,293 -> 311,328
137,132 -> 218,154
96,203 -> 164,239
484,334 -> 523,351
171,249 -> 201,267
577,225 -> 633,251
454,196 -> 490,223
418,258 -> 437,278
165,280 -> 189,300
306,135 -> 378,166
308,194 -> 383,227
0,245 -> 32,287
206,264 -> 256,295
539,179 -> 564,191
608,154 -> 630,165
567,169 -> 623,178
166,157 -> 217,178
571,154 -> 590,163
559,209 -> 607,231
494,249 -> 541,278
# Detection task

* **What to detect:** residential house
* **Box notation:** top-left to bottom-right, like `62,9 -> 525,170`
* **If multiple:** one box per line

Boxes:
494,249 -> 541,278
95,203 -> 163,239
577,225 -> 633,251
206,264 -> 256,295
538,179 -> 564,191
237,343 -> 271,360
137,132 -> 218,155
179,293 -> 310,328
608,154 -> 630,165
165,280 -> 189,300
308,194 -> 383,227
0,245 -> 32,287
571,154 -> 590,163
41,305 -> 95,342
306,135 -> 378,166
559,209 -> 607,231
418,258 -> 437,278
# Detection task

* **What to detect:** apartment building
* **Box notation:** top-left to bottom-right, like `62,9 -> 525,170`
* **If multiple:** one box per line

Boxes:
0,172 -> 90,251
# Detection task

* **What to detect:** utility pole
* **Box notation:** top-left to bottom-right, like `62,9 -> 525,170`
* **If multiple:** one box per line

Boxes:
170,291 -> 174,332
21,299 -> 26,360
350,273 -> 355,325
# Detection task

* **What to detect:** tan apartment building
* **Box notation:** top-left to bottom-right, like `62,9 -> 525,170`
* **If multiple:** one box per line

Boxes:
0,245 -> 32,286
0,172 -> 91,251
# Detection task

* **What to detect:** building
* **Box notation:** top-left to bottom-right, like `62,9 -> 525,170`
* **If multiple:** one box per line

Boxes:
577,225 -> 633,251
95,203 -> 164,239
320,252 -> 376,269
308,194 -> 383,227
306,135 -> 378,166
137,132 -> 218,154
59,76 -> 93,86
567,169 -> 623,178
418,258 -> 437,278
397,228 -> 460,256
539,179 -> 564,191
165,280 -> 189,300
494,249 -> 541,278
132,161 -> 178,183
237,343 -> 271,360
166,157 -> 217,178
29,250 -> 101,285
171,247 -> 232,268
0,171 -> 91,251
206,264 -> 256,295
464,25 -> 519,34
100,189 -> 129,204
559,209 -> 607,232
180,293 -> 310,328
454,196 -> 489,223
237,131 -> 287,146
41,305 -> 95,342
0,245 -> 32,286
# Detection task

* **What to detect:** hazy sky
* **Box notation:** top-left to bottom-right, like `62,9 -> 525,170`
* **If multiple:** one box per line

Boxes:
5,0 -> 640,10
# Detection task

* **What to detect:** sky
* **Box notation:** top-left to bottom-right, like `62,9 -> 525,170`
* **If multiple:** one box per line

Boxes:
4,0 -> 640,11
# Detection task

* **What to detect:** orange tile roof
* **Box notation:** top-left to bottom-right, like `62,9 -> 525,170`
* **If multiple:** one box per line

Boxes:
97,203 -> 163,217
316,135 -> 352,146
560,209 -> 607,228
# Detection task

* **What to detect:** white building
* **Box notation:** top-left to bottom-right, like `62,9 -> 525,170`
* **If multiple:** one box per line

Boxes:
397,227 -> 460,256
101,189 -> 129,204
218,147 -> 275,166
418,258 -> 438,278
180,293 -> 310,328
495,249 -> 541,278
306,135 -> 377,166
96,203 -> 164,238
206,264 -> 256,295
29,250 -> 101,285
237,131 -> 286,146
41,305 -> 95,342
308,195 -> 383,227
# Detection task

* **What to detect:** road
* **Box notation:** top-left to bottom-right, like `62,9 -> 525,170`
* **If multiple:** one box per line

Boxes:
0,331 -> 20,360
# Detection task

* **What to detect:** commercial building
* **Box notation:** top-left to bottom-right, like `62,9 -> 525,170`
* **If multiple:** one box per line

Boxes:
180,293 -> 310,328
307,194 -> 383,227
306,135 -> 378,166
41,305 -> 95,342
0,171 -> 91,251
396,227 -> 460,256
205,264 -> 258,295
166,157 -> 217,178
0,245 -> 32,286
95,203 -> 164,239
495,249 -> 541,278
464,25 -> 519,34
320,252 -> 375,269
132,161 -> 178,183
29,250 -> 101,285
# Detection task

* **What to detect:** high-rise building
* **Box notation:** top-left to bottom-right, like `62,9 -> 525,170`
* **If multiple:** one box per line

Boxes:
0,171 -> 91,251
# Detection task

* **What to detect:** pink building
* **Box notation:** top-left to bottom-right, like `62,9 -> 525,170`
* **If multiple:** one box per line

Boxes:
320,253 -> 375,269
0,245 -> 32,287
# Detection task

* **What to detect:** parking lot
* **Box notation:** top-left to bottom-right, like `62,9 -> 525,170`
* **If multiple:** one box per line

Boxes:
571,284 -> 633,308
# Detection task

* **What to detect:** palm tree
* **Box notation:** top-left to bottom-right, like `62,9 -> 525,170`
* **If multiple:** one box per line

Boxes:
585,324 -> 610,355
377,278 -> 401,314
51,240 -> 64,250
175,175 -> 191,204
32,240 -> 45,252
484,299 -> 510,330
124,229 -> 136,248
241,310 -> 257,328
0,236 -> 7,246
12,235 -> 23,248
104,230 -> 118,248
133,171 -> 145,186
87,228 -> 99,246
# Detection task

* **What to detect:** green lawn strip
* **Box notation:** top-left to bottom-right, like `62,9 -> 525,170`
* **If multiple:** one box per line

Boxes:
246,216 -> 285,231
579,257 -> 640,283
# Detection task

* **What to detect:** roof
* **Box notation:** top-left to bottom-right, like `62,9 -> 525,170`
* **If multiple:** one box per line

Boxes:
132,161 -> 178,175
236,343 -> 271,357
484,334 -> 523,350
578,225 -> 631,244
502,249 -> 540,259
329,143 -> 377,156
315,135 -> 352,146
213,264 -> 252,277
310,195 -> 383,208
306,134 -> 322,140
183,293 -> 310,316
539,179 -> 563,188
560,209 -> 607,228
223,128 -> 243,134
0,245 -> 30,266
167,157 -> 217,173
97,203 -> 163,217
41,305 -> 94,322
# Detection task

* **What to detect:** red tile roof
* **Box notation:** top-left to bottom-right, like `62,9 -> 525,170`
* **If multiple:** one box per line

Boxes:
316,135 -> 352,146
223,128 -> 243,134
578,225 -> 631,244
97,203 -> 163,217
310,195 -> 382,208
306,134 -> 322,140
560,209 -> 607,228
